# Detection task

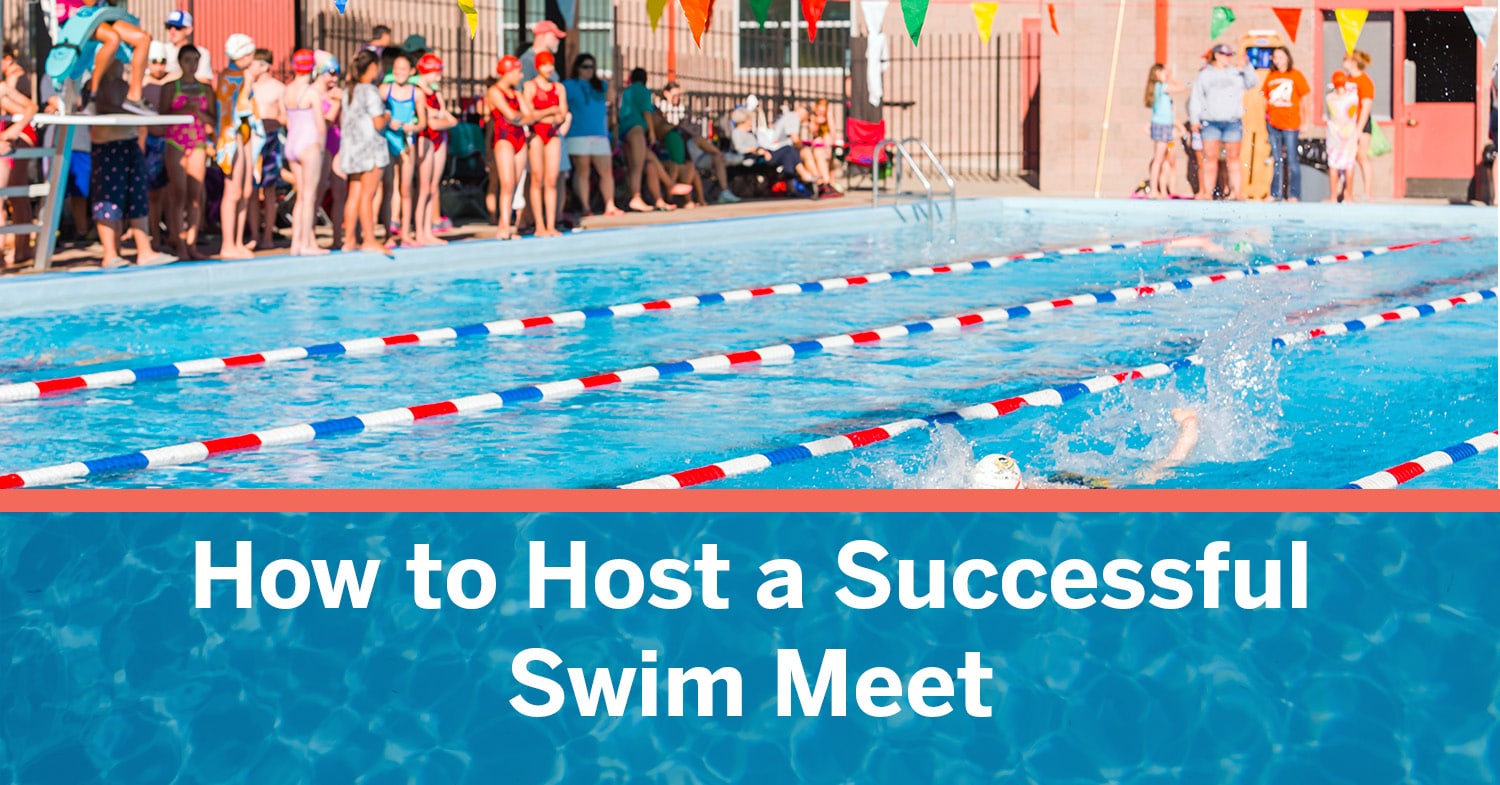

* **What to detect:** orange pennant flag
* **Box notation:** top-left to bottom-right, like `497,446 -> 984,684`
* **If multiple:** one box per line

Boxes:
803,0 -> 829,40
1272,7 -> 1301,42
1047,3 -> 1059,35
681,0 -> 713,44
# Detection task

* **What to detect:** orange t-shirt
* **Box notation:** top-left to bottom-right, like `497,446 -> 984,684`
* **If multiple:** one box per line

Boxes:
1262,69 -> 1310,130
1352,72 -> 1375,103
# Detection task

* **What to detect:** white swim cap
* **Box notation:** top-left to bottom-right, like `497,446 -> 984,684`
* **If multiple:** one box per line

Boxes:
225,34 -> 256,62
970,454 -> 1025,490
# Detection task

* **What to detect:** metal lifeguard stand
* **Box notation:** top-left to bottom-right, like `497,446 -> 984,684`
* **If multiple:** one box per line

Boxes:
4,112 -> 190,270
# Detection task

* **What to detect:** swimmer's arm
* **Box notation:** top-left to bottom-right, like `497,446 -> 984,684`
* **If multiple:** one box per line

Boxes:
1138,408 -> 1199,485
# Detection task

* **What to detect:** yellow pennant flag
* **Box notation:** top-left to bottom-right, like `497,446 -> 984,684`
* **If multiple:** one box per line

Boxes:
456,0 -> 478,37
971,2 -> 998,43
648,0 -> 670,30
1335,8 -> 1368,54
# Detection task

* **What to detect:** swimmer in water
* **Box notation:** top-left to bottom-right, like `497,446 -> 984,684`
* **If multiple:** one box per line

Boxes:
970,407 -> 1200,488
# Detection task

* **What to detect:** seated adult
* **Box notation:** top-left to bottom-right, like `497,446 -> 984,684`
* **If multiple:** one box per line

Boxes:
729,107 -> 811,186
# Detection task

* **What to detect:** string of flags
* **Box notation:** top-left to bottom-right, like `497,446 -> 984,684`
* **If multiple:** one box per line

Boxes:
328,0 -> 1500,49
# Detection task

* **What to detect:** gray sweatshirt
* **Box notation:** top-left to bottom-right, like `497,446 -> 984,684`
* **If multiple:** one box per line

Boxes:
1188,65 -> 1259,126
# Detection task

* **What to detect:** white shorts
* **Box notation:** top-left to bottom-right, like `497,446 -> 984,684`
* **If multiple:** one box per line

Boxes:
566,135 -> 611,157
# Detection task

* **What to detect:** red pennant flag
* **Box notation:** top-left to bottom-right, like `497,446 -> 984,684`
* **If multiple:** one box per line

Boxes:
681,0 -> 714,44
1272,7 -> 1301,42
1047,3 -> 1059,35
803,0 -> 829,40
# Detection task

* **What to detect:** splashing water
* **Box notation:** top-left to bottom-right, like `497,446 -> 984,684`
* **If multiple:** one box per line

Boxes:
860,423 -> 979,489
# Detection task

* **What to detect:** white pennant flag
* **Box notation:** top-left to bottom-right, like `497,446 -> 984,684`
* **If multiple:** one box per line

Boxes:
861,0 -> 889,35
1466,6 -> 1497,47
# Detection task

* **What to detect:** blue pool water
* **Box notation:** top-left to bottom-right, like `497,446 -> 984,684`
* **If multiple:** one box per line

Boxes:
3,511 -> 1499,784
0,199 -> 1495,488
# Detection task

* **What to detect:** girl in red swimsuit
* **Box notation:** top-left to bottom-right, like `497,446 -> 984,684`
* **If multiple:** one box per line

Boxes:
413,53 -> 456,247
485,55 -> 530,240
523,51 -> 569,237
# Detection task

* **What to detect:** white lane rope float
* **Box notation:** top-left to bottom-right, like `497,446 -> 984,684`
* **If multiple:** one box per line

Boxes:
0,236 -> 1184,404
1342,431 -> 1499,489
0,238 -> 1463,489
622,283 -> 1499,489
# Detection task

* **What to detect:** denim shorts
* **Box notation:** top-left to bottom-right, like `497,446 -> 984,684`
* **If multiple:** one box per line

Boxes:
1199,119 -> 1243,144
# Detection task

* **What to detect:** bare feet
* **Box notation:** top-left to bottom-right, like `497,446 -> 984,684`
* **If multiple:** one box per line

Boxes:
359,242 -> 393,258
603,205 -> 625,216
300,245 -> 329,256
669,183 -> 694,197
495,227 -> 515,240
219,246 -> 254,259
627,198 -> 652,212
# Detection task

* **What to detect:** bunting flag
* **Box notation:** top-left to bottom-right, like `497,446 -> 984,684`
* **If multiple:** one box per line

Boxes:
681,0 -> 713,43
335,0 -> 347,13
971,1 -> 997,42
803,0 -> 829,40
901,0 -> 929,44
861,0 -> 888,34
456,0 -> 478,36
1210,6 -> 1235,39
748,0 -> 772,27
1272,7 -> 1301,42
1466,6 -> 1497,47
647,0 -> 669,31
1047,2 -> 1058,35
1335,8 -> 1368,54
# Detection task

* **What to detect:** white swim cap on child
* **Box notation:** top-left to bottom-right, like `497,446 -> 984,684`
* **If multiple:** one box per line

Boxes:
225,34 -> 256,61
970,454 -> 1025,490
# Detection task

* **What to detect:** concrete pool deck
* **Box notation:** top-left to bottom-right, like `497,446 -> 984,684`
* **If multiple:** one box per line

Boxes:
0,195 -> 1493,317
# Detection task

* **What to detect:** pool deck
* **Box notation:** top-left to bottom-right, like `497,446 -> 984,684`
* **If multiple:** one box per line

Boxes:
1,192 -> 1493,317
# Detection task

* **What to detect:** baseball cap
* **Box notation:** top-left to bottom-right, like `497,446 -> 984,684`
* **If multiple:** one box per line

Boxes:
400,34 -> 428,52
496,55 -> 521,75
165,9 -> 192,28
532,20 -> 566,38
417,53 -> 443,74
226,34 -> 256,61
292,48 -> 316,74
1211,43 -> 1234,56
535,50 -> 554,69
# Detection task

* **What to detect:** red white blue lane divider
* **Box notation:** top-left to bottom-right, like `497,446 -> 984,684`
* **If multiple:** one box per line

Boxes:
0,238 -> 1458,488
1343,430 -> 1498,489
0,236 -> 1181,404
620,356 -> 1202,489
1272,287 -> 1497,348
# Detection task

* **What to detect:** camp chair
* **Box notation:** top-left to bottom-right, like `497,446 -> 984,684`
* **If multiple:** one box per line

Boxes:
442,121 -> 490,220
843,117 -> 891,192
44,5 -> 137,91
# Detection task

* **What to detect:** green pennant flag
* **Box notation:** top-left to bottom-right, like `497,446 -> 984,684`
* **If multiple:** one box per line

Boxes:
648,0 -> 669,30
901,0 -> 930,44
1210,6 -> 1236,40
749,0 -> 771,27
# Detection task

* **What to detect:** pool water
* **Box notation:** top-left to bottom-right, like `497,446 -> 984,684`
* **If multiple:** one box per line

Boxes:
0,199 -> 1495,488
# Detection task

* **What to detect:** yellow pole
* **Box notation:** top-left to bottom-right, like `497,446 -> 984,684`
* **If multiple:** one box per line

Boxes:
1092,0 -> 1129,198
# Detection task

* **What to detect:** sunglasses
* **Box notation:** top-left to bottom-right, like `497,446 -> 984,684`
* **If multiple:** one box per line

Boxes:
580,63 -> 595,69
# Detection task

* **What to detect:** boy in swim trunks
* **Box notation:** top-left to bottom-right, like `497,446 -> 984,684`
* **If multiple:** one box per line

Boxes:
89,60 -> 174,267
249,48 -> 286,250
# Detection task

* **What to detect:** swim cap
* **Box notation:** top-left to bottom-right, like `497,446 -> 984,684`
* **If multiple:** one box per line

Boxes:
291,49 -> 316,74
496,55 -> 521,75
314,51 -> 341,77
970,454 -> 1025,490
535,50 -> 554,69
1332,71 -> 1348,88
225,33 -> 255,62
417,53 -> 443,74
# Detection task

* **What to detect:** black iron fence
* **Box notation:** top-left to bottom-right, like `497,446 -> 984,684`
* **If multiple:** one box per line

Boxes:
309,3 -> 490,114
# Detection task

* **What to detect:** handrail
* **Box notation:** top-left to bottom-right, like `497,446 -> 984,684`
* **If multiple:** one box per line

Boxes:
870,136 -> 957,229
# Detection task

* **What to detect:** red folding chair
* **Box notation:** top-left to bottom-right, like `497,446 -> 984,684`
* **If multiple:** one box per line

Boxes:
843,117 -> 891,191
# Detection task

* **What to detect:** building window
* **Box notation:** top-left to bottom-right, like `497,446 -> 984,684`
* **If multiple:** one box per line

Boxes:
504,0 -> 614,77
735,0 -> 850,73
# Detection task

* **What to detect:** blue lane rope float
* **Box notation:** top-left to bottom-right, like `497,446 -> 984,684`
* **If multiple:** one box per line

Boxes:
620,357 -> 1203,489
1272,287 -> 1497,348
1343,430 -> 1499,489
0,236 -> 1186,404
0,238 -> 1459,489
621,282 -> 1495,489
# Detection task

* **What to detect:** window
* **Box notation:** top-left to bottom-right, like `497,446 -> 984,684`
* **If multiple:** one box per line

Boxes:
735,0 -> 850,73
502,0 -> 614,78
1321,10 -> 1392,120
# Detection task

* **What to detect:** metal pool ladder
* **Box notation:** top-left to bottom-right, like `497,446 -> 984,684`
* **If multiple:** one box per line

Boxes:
872,137 -> 957,229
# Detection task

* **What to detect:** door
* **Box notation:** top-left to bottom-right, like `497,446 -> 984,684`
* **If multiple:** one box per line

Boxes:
1401,10 -> 1477,199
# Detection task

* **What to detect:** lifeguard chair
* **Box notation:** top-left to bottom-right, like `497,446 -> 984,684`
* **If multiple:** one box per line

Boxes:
1238,30 -> 1288,200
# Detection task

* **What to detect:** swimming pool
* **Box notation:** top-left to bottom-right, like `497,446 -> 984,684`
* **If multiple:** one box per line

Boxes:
0,198 -> 1495,489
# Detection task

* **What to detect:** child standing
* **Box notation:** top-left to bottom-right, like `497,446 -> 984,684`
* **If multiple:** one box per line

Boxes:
1324,71 -> 1360,202
1143,63 -> 1184,199
89,60 -> 175,267
340,50 -> 392,255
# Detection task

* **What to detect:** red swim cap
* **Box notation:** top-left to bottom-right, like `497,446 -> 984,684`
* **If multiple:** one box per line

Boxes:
291,49 -> 316,74
417,53 -> 443,74
535,50 -> 554,69
496,55 -> 521,75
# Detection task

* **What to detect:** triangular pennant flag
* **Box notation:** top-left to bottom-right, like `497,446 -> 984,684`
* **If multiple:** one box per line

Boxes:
681,0 -> 713,45
456,0 -> 478,37
1335,8 -> 1368,54
749,0 -> 772,27
900,0 -> 929,44
802,0 -> 828,40
1210,6 -> 1235,40
335,0 -> 347,13
1272,7 -> 1301,42
647,0 -> 669,31
1466,6 -> 1497,47
971,2 -> 997,43
1047,3 -> 1058,35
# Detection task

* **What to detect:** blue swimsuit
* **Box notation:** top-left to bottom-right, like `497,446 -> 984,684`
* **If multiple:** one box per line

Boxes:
383,84 -> 417,156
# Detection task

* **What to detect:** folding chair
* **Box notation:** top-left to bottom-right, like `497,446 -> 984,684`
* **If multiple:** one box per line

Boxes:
843,117 -> 891,192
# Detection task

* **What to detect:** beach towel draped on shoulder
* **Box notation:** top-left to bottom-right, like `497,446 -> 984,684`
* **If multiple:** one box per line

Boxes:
213,67 -> 264,174
44,5 -> 137,89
